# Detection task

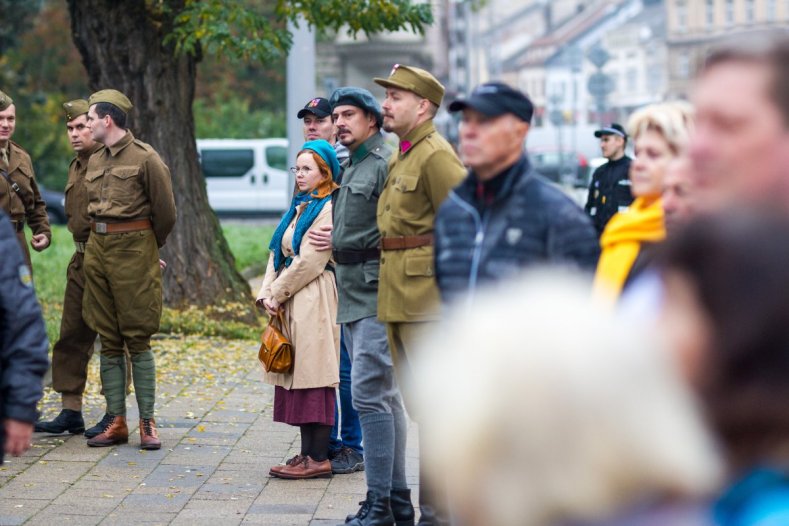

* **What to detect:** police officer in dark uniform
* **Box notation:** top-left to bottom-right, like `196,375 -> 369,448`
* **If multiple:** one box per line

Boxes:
0,210 -> 49,464
584,123 -> 634,236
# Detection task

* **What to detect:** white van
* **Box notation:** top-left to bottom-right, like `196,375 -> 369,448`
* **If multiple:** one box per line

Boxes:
197,138 -> 291,213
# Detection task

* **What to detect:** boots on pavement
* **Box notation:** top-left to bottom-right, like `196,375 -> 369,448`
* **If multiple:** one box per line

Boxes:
139,418 -> 161,450
86,415 -> 128,447
343,491 -> 396,526
34,409 -> 85,434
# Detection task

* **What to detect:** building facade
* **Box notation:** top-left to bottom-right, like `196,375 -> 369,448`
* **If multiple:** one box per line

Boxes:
666,0 -> 789,97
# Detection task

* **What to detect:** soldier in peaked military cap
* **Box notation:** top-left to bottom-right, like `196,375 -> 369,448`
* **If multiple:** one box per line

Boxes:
35,99 -> 110,437
373,64 -> 445,107
82,89 -> 176,451
372,65 -> 466,525
0,89 -> 51,268
88,89 -> 133,113
0,90 -> 12,112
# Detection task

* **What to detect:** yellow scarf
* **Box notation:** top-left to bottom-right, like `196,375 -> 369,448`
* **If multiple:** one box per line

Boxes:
593,197 -> 666,302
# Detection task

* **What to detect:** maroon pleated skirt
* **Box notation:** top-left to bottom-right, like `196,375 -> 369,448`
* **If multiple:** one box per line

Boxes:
273,386 -> 336,426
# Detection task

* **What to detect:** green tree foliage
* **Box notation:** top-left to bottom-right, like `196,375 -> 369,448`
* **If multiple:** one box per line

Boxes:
0,2 -> 87,190
0,0 -> 38,58
169,0 -> 433,63
197,54 -> 286,111
194,96 -> 285,139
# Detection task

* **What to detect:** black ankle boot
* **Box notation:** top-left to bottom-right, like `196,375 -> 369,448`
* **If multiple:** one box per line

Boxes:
34,409 -> 85,434
343,491 -> 395,526
390,488 -> 415,526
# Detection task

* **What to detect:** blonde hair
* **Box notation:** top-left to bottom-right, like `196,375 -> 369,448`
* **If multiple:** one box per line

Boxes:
412,270 -> 721,526
627,101 -> 695,155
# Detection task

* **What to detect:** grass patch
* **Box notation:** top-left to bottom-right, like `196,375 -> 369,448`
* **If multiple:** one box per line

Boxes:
31,223 -> 274,344
222,223 -> 275,278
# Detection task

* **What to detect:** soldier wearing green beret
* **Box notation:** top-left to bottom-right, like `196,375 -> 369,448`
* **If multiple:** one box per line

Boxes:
82,89 -> 176,450
373,65 -> 466,526
0,89 -> 52,268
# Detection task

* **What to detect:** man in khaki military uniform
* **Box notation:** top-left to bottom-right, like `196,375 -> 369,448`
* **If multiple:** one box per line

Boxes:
0,90 -> 51,268
82,89 -> 176,450
373,65 -> 466,526
35,100 -> 133,439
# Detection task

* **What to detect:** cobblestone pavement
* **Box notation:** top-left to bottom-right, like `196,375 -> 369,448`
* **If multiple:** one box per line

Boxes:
0,341 -> 419,525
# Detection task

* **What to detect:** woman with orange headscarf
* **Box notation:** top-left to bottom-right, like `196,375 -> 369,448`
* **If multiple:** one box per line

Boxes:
257,140 -> 341,479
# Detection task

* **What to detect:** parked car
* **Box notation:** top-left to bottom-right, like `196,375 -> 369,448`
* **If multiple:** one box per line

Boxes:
528,149 -> 591,188
197,138 -> 290,214
39,185 -> 66,225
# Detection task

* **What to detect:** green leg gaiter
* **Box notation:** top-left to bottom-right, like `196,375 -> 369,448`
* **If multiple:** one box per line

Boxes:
131,350 -> 156,419
100,354 -> 128,416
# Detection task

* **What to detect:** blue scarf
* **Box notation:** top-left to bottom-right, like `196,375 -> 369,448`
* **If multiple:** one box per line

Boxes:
269,191 -> 332,271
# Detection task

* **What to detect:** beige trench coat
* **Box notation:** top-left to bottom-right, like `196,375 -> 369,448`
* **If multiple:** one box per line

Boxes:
257,203 -> 340,390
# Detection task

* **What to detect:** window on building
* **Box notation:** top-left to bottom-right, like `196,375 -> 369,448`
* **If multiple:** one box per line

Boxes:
746,0 -> 755,22
676,0 -> 687,32
626,68 -> 638,93
648,66 -> 662,93
706,0 -> 715,27
767,0 -> 776,20
677,52 -> 691,79
726,0 -> 735,25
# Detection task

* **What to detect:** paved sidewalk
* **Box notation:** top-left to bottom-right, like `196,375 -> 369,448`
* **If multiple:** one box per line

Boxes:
0,340 -> 419,525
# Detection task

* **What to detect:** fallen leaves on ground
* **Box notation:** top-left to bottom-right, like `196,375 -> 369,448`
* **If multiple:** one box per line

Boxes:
37,336 -> 261,419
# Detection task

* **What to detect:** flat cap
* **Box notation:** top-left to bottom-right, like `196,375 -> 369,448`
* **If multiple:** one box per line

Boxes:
297,97 -> 332,119
449,82 -> 534,123
63,99 -> 89,121
88,89 -> 133,114
374,64 -> 445,107
0,90 -> 13,112
329,87 -> 383,128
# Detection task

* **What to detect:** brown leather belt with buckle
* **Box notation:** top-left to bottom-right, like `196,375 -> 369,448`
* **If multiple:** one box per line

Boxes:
74,241 -> 87,253
380,234 -> 434,251
332,247 -> 381,265
91,218 -> 153,234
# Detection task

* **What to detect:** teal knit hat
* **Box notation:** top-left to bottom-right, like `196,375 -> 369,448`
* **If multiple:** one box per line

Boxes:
301,139 -> 341,181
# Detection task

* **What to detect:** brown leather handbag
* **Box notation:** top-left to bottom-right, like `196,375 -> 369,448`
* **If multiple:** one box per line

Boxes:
258,310 -> 293,374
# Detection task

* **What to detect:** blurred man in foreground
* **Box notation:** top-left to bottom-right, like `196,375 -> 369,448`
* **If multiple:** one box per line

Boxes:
0,211 -> 49,463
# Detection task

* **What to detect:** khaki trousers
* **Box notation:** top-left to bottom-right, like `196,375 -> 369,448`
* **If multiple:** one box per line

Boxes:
53,251 -> 131,411
83,229 -> 161,418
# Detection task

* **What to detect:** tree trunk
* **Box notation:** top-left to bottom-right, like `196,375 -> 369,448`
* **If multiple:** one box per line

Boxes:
67,0 -> 255,321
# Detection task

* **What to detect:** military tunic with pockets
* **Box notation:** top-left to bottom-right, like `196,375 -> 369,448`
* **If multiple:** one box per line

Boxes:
0,141 -> 51,267
82,130 -> 176,419
333,132 -> 392,324
50,142 -> 102,411
376,120 -> 465,323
